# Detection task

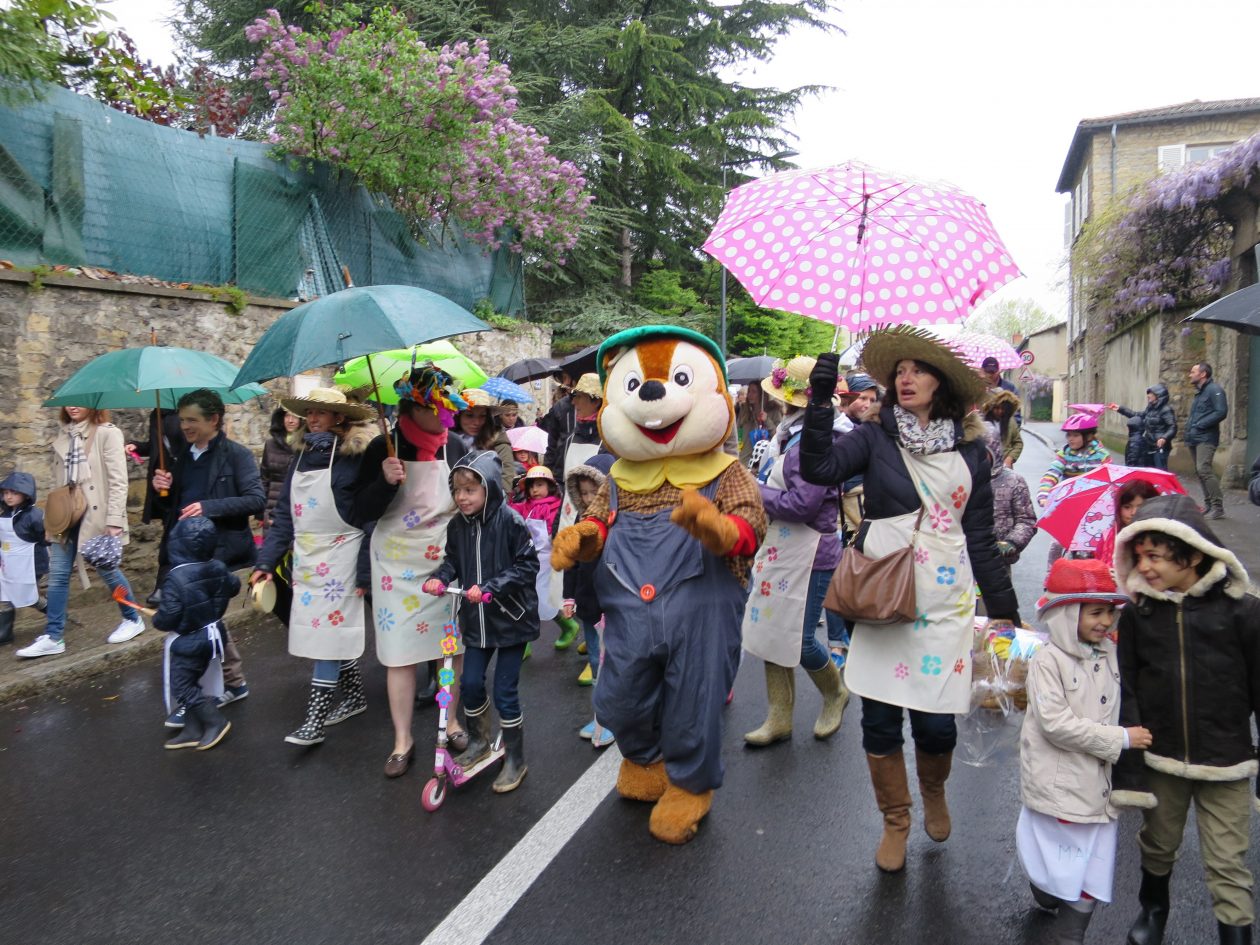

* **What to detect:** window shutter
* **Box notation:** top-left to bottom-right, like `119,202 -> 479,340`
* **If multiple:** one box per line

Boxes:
1080,166 -> 1090,222
1157,144 -> 1184,172
1064,201 -> 1073,249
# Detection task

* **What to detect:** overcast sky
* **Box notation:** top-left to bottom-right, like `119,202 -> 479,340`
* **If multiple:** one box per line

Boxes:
104,0 -> 1260,322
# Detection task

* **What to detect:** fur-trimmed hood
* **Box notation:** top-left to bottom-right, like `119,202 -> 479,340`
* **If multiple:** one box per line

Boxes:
1115,493 -> 1248,601
565,452 -> 615,515
294,422 -> 375,457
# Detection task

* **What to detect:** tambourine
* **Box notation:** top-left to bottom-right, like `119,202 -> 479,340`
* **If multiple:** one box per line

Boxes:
249,580 -> 277,614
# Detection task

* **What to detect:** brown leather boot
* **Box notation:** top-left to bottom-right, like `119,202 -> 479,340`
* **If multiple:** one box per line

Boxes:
867,751 -> 911,872
915,748 -> 953,842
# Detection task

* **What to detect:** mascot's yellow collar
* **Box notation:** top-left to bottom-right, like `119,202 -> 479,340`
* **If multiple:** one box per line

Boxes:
611,450 -> 735,493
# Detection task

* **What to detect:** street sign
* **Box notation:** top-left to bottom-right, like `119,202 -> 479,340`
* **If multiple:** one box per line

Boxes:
1019,368 -> 1035,381
1020,350 -> 1035,365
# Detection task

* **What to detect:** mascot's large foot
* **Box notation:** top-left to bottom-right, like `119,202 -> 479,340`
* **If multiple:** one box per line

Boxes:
649,784 -> 714,845
617,758 -> 668,802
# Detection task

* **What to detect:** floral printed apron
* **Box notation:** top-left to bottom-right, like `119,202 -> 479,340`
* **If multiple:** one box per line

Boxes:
546,438 -> 601,612
0,516 -> 38,608
370,455 -> 461,666
740,449 -> 821,668
288,441 -> 366,661
844,448 -> 975,714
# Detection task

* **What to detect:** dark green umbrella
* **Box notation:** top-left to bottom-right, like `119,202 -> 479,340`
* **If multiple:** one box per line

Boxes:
232,285 -> 492,386
44,346 -> 268,409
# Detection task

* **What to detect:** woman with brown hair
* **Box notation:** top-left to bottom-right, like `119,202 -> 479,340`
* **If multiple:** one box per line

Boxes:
18,406 -> 143,658
453,388 -> 515,496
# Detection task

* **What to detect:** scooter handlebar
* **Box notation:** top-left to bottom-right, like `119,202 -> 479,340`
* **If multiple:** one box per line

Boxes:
442,586 -> 491,603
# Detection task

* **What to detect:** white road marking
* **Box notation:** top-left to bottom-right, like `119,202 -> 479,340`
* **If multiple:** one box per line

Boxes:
419,747 -> 622,945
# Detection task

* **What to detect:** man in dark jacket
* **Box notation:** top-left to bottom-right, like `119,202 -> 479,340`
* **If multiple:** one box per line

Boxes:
1114,494 -> 1260,943
1184,362 -> 1228,519
155,516 -> 239,751
152,389 -> 264,708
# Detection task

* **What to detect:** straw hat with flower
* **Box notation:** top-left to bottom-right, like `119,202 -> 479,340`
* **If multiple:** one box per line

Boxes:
763,356 -> 849,408
860,326 -> 988,405
572,373 -> 604,400
279,387 -> 375,422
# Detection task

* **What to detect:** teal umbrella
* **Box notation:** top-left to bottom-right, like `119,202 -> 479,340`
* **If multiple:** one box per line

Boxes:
44,346 -> 268,409
232,285 -> 492,387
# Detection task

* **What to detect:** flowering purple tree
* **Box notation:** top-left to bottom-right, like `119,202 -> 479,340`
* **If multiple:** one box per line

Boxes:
1076,131 -> 1260,324
246,6 -> 591,260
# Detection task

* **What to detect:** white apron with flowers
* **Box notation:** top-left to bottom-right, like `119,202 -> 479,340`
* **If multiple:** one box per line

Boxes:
288,441 -> 366,661
741,448 -> 821,668
845,448 -> 975,714
546,438 -> 601,613
371,456 -> 462,667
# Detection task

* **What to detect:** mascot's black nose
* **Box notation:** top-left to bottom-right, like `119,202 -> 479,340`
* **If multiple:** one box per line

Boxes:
638,380 -> 666,401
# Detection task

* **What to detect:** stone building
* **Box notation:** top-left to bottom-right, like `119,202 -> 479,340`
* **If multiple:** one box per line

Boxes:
1055,98 -> 1260,482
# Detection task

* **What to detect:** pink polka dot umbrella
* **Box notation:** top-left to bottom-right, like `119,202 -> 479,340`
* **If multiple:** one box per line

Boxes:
704,162 -> 1022,331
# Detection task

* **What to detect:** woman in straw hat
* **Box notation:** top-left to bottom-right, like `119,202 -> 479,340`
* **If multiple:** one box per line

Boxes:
251,387 -> 379,747
741,356 -> 851,748
453,388 -> 516,496
357,365 -> 472,777
801,327 -> 1023,874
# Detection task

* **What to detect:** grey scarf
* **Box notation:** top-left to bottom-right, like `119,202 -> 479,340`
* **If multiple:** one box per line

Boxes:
893,405 -> 956,456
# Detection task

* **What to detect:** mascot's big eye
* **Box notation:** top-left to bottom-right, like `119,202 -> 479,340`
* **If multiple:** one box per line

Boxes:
624,371 -> 642,394
672,366 -> 693,387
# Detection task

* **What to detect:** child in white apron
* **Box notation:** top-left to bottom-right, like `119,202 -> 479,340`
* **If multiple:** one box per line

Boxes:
1,471 -> 49,646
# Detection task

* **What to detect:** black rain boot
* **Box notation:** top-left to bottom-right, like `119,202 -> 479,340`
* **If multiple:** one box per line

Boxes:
326,659 -> 367,725
1127,869 -> 1171,945
453,704 -> 493,769
415,661 -> 439,707
1053,901 -> 1095,944
165,706 -> 206,750
194,702 -> 232,750
492,723 -> 527,793
1030,882 -> 1061,912
0,607 -> 14,646
1218,923 -> 1252,945
285,685 -> 336,746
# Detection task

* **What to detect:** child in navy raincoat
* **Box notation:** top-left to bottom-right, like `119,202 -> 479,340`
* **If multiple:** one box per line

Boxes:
0,471 -> 48,645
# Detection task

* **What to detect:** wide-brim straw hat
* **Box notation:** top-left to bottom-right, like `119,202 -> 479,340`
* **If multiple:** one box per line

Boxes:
460,388 -> 494,409
860,326 -> 988,405
762,356 -> 849,408
279,387 -> 375,422
572,373 -> 604,400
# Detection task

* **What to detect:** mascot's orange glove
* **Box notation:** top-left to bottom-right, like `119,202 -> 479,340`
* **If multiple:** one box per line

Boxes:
671,488 -> 745,557
552,519 -> 606,571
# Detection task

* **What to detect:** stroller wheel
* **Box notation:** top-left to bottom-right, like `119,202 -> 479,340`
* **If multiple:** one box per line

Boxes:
421,777 -> 447,812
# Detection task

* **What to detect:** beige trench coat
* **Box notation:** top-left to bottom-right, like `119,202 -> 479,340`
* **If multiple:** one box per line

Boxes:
51,422 -> 131,546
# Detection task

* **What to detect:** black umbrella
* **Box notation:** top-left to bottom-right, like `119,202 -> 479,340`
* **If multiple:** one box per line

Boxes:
726,355 -> 776,383
557,344 -> 599,380
499,356 -> 559,383
1182,283 -> 1260,336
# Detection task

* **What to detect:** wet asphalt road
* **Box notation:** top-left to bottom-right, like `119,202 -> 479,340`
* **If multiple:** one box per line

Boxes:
2,432 -> 1256,945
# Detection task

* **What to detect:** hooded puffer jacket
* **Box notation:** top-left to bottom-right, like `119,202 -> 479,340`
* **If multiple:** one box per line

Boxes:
0,470 -> 49,577
1020,602 -> 1127,823
1115,494 -> 1260,783
153,517 -> 241,635
800,403 -> 1021,623
431,450 -> 541,648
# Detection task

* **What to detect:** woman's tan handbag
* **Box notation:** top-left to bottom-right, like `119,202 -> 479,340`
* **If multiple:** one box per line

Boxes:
823,505 -> 923,625
44,482 -> 87,538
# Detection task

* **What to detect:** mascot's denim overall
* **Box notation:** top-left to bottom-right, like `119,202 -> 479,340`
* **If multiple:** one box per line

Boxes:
594,476 -> 744,793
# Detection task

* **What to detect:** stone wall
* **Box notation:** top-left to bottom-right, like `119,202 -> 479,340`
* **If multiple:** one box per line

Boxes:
0,272 -> 552,573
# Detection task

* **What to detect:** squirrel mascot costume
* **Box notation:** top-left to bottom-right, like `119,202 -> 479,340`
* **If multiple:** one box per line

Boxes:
552,326 -> 767,844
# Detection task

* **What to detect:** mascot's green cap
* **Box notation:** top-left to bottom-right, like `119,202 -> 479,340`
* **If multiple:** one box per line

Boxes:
597,325 -> 727,385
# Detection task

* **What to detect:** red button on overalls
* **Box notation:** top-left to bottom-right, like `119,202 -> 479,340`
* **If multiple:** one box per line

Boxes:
639,583 -> 656,602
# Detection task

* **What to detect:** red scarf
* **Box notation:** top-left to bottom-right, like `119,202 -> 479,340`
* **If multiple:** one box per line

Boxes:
398,414 -> 447,461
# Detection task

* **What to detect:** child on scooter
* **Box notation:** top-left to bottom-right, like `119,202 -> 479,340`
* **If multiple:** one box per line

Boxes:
424,451 -> 540,794
0,471 -> 49,645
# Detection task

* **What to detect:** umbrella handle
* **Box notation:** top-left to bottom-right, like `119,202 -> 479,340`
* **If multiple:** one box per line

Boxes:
363,354 -> 397,460
150,327 -> 169,497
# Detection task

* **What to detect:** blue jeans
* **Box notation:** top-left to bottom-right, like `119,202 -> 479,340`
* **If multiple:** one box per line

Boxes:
45,527 -> 137,642
1149,446 -> 1169,470
311,659 -> 354,686
801,570 -> 832,672
582,619 -> 601,675
860,696 -> 956,756
461,643 -> 527,723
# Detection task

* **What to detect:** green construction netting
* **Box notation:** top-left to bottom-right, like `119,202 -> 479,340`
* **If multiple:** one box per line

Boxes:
0,84 -> 523,313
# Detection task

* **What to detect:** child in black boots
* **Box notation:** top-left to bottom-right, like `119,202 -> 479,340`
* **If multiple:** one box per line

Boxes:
158,517 -> 239,751
0,471 -> 48,645
424,451 -> 540,793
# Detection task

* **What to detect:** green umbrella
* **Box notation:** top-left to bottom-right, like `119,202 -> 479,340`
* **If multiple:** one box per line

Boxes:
232,285 -> 491,387
44,346 -> 268,409
333,341 -> 489,404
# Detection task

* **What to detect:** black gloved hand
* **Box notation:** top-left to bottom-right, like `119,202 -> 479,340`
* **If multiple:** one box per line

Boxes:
809,353 -> 840,405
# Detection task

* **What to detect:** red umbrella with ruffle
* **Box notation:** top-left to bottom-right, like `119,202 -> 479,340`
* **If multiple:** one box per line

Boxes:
1037,465 -> 1186,554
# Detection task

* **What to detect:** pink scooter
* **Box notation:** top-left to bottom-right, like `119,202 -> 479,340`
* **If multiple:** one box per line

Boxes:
421,585 -> 504,812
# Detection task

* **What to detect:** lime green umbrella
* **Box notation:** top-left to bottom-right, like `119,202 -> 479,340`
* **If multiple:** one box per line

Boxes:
44,346 -> 268,409
334,341 -> 488,404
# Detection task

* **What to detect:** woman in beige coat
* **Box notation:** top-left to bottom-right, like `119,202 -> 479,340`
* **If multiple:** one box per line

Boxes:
1016,557 -> 1152,944
18,406 -> 144,658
